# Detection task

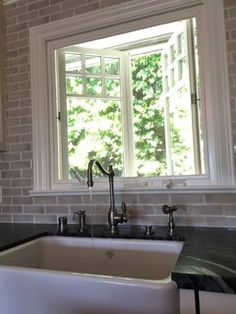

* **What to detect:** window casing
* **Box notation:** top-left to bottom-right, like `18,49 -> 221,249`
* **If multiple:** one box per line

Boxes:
30,0 -> 235,193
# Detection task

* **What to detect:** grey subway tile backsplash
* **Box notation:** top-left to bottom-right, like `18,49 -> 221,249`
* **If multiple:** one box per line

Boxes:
82,194 -> 109,204
115,192 -> 139,204
138,193 -> 169,204
34,214 -> 58,224
206,216 -> 236,228
45,205 -> 70,214
12,214 -> 34,223
71,204 -> 96,214
205,193 -> 236,204
171,193 -> 204,204
23,205 -> 45,214
187,205 -> 223,216
12,196 -> 32,205
85,214 -> 107,225
2,205 -> 22,213
34,196 -> 57,205
174,216 -> 207,227
128,214 -> 167,226
57,195 -> 82,204
223,205 -> 236,216
0,215 -> 12,223
3,187 -> 21,196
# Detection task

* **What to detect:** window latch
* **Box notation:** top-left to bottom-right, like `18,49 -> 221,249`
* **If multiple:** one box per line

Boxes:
57,112 -> 61,121
191,93 -> 200,105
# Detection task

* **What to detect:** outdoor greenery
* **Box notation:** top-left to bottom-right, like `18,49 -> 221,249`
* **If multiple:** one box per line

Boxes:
131,53 -> 166,176
66,97 -> 123,178
65,51 -> 190,179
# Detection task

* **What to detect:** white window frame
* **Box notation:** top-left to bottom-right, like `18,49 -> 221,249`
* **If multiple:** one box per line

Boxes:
56,46 -> 134,179
30,0 -> 235,194
161,18 -> 202,176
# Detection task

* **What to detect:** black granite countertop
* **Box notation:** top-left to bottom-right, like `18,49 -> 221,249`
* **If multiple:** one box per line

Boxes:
0,223 -> 235,294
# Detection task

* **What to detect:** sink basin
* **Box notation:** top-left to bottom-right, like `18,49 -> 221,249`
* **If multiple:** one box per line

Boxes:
0,236 -> 183,314
0,236 -> 183,279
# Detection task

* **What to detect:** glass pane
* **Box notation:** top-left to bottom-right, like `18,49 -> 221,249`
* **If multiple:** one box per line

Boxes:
105,57 -> 120,75
86,77 -> 102,96
164,76 -> 169,92
164,54 -> 168,70
67,97 -> 123,178
170,68 -> 175,87
85,55 -> 101,74
65,53 -> 82,74
132,53 -> 165,177
178,58 -> 185,80
131,18 -> 204,177
167,88 -> 194,175
170,44 -> 176,63
66,76 -> 83,95
177,33 -> 184,55
105,78 -> 120,97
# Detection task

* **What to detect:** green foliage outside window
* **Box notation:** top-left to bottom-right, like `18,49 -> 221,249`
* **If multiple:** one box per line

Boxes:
131,53 -> 166,176
66,52 -> 189,179
67,98 -> 123,178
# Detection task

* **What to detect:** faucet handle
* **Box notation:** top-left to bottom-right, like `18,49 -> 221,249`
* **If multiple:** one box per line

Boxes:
73,210 -> 87,233
121,201 -> 128,222
162,204 -> 177,214
121,201 -> 127,213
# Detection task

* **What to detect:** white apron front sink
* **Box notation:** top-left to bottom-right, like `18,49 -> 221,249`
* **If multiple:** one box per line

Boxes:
0,236 -> 183,314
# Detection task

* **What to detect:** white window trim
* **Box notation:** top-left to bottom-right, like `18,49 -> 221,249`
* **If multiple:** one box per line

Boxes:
30,0 -> 235,194
57,46 -> 132,178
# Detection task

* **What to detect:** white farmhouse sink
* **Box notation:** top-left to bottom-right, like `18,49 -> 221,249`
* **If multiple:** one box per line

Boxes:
0,236 -> 183,314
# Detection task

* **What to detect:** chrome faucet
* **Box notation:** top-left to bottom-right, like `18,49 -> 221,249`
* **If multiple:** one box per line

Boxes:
73,210 -> 87,233
87,159 -> 128,234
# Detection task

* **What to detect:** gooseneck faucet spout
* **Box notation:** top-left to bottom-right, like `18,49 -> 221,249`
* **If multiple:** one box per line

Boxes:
87,159 -> 128,234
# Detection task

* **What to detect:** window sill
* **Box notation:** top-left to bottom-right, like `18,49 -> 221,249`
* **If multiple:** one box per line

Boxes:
29,185 -> 236,197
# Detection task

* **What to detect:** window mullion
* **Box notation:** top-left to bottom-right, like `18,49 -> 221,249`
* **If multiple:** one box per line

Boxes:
164,97 -> 173,174
101,55 -> 105,97
82,52 -> 86,96
121,54 -> 136,177
185,19 -> 202,174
